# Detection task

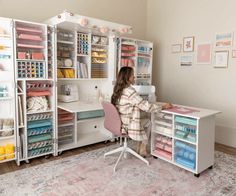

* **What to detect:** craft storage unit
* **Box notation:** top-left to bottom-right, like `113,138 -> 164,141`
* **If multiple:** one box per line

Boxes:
151,104 -> 220,177
0,17 -> 17,163
45,11 -> 132,154
13,20 -> 56,165
118,37 -> 153,85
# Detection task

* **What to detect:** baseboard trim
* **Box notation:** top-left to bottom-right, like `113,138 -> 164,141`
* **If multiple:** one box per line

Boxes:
215,125 -> 236,148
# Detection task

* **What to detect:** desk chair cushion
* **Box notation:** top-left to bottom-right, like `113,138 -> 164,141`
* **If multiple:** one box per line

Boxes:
102,102 -> 122,137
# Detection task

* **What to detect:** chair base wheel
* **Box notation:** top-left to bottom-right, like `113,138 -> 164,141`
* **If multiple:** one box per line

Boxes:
153,156 -> 158,159
208,165 -> 213,169
194,173 -> 200,177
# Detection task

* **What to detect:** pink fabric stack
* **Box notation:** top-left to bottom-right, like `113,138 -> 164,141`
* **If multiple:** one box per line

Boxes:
154,135 -> 172,160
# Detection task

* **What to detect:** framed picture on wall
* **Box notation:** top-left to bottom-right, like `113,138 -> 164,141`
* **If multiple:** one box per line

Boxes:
232,49 -> 236,58
183,36 -> 194,52
180,55 -> 193,66
196,43 -> 212,64
215,32 -> 233,48
171,44 -> 181,53
214,50 -> 229,68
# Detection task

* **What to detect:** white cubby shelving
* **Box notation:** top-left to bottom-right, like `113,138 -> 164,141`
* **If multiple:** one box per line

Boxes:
118,37 -> 153,85
13,20 -> 56,165
45,11 -> 131,155
151,104 -> 220,177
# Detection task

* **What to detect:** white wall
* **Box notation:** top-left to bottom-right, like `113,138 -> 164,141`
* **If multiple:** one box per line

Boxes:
146,0 -> 236,147
0,0 -> 146,39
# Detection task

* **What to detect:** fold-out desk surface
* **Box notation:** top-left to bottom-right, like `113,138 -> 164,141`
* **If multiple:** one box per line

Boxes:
58,101 -> 103,113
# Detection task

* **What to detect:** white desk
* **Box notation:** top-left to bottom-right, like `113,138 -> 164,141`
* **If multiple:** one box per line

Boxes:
158,102 -> 221,119
58,101 -> 103,113
57,101 -> 111,153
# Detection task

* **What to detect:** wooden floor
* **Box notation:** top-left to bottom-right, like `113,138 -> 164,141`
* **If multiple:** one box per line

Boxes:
0,142 -> 235,175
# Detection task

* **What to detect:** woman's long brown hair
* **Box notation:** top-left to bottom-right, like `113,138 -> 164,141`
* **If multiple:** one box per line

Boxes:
111,67 -> 134,105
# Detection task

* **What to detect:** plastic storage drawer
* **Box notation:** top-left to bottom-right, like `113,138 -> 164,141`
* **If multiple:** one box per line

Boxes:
77,110 -> 104,120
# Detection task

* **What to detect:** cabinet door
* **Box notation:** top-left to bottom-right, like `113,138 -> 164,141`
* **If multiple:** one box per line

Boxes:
0,17 -> 14,80
0,17 -> 16,162
136,41 -> 153,85
118,37 -> 153,85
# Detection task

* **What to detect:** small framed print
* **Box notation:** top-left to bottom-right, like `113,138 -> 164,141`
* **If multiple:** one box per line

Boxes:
215,32 -> 233,48
214,50 -> 229,68
180,55 -> 193,66
171,44 -> 181,53
232,49 -> 236,58
183,36 -> 194,52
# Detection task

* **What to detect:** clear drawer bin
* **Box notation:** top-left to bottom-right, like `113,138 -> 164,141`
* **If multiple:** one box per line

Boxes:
174,140 -> 196,170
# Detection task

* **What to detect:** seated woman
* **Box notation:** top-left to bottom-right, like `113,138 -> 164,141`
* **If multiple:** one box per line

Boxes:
111,66 -> 172,156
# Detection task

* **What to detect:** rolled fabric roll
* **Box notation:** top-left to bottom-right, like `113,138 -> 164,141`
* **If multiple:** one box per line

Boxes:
189,153 -> 195,161
175,141 -> 186,149
176,156 -> 195,169
64,59 -> 73,67
183,151 -> 190,159
177,149 -> 184,157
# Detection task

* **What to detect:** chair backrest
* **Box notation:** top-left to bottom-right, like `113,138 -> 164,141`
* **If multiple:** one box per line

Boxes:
102,101 -> 122,136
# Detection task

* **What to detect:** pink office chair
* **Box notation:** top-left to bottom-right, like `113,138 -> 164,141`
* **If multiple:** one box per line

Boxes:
102,101 -> 149,172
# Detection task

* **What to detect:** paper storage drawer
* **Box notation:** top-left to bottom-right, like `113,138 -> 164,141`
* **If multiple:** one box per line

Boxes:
174,140 -> 196,170
77,110 -> 104,120
175,116 -> 197,126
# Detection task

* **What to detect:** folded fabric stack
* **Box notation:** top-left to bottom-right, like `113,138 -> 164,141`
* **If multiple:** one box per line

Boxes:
154,134 -> 172,160
175,116 -> 197,142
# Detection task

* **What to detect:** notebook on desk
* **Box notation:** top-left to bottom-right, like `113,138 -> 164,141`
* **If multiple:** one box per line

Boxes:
164,106 -> 199,114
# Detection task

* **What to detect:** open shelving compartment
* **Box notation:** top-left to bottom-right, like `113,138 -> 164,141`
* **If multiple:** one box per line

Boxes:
91,34 -> 109,78
136,40 -> 153,85
77,31 -> 90,79
57,108 -> 75,150
118,37 -> 153,85
57,28 -> 76,79
151,112 -> 173,162
14,20 -> 47,79
119,37 -> 136,72
173,115 -> 197,172
0,17 -> 16,163
25,80 -> 54,158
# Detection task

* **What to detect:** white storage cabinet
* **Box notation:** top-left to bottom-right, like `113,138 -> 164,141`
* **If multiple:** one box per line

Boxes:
151,104 -> 220,177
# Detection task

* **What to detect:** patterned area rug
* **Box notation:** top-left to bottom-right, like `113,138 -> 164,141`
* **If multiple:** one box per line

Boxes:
0,144 -> 236,196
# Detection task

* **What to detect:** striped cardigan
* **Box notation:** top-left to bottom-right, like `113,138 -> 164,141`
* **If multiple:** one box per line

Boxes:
116,86 -> 162,141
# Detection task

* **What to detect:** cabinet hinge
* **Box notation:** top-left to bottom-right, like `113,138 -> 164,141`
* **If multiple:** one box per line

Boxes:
52,138 -> 58,144
16,146 -> 21,153
51,26 -> 56,33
